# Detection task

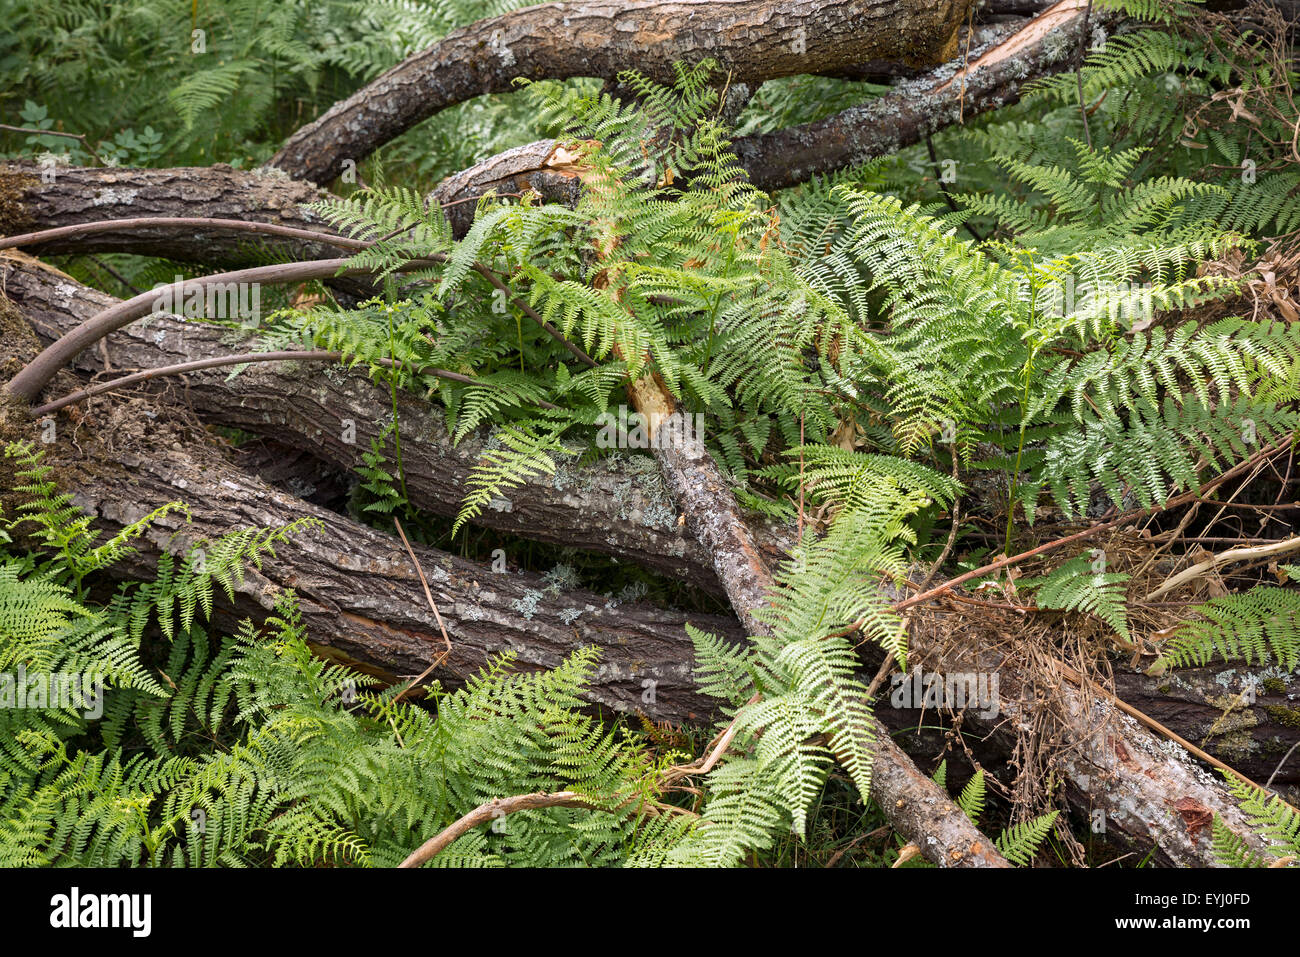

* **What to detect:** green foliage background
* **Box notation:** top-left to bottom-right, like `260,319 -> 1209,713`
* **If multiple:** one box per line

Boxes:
2,0 -> 1298,867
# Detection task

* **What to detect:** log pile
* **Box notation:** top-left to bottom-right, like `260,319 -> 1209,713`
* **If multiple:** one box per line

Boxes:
3,0 -> 1297,867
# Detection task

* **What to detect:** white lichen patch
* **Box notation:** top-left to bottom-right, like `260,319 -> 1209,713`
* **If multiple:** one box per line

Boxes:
91,187 -> 139,206
512,588 -> 543,620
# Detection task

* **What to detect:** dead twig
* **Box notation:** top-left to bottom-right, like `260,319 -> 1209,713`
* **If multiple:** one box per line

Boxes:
398,791 -> 590,867
1144,533 -> 1300,601
392,516 -> 453,701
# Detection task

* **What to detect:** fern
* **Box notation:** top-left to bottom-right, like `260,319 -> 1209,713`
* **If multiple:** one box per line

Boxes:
995,812 -> 1061,867
1210,776 -> 1300,867
1021,555 -> 1132,640
1154,586 -> 1300,671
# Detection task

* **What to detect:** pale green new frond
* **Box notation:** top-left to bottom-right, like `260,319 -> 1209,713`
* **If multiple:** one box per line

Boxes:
1218,776 -> 1300,862
996,811 -> 1060,866
453,424 -> 577,535
1020,555 -> 1131,640
1155,586 -> 1300,671
686,623 -> 755,706
957,769 -> 986,824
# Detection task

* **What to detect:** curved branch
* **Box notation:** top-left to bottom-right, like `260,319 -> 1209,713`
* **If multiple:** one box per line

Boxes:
4,257 -> 435,402
0,216 -> 369,255
5,256 -> 781,588
28,351 -> 508,417
270,0 -> 974,184
733,0 -> 1101,191
398,791 -> 591,867
1145,533 -> 1300,601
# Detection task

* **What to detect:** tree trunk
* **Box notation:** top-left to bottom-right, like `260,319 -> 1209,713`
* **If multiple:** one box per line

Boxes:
7,255 -> 1296,804
0,163 -> 337,268
874,586 -> 1287,866
734,0 -> 1102,191
270,0 -> 975,184
3,255 -> 794,590
4,395 -> 738,726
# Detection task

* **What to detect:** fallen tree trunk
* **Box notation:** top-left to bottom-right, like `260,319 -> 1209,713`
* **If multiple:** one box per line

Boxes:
879,590 -> 1285,866
269,0 -> 975,185
69,430 -> 736,725
0,163 -> 338,269
3,248 -> 1009,867
2,255 -> 793,590
1111,663 -> 1300,792
8,256 -> 1297,799
734,0 -> 1099,191
0,311 -> 738,724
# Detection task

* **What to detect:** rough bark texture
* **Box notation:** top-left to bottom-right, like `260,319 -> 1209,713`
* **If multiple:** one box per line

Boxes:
868,728 -> 1012,866
879,594 -> 1284,867
1112,663 -> 1300,793
2,256 -> 794,590
0,393 -> 739,724
430,140 -> 588,239
645,402 -> 778,638
8,257 -> 1297,803
734,0 -> 1101,191
0,163 -> 338,268
271,0 -> 974,184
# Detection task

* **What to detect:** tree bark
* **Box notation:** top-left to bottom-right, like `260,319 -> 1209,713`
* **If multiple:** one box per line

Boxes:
0,386 -> 739,725
270,0 -> 975,185
0,163 -> 337,268
2,255 -> 794,590
7,255 -> 1297,804
877,588 -> 1286,866
1111,664 -> 1300,792
734,0 -> 1100,191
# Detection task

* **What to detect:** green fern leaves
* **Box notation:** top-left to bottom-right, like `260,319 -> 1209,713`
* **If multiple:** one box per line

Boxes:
1155,586 -> 1300,671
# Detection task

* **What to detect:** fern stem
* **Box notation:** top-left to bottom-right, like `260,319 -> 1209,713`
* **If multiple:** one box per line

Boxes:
1003,368 -> 1034,556
701,239 -> 737,376
386,296 -> 410,506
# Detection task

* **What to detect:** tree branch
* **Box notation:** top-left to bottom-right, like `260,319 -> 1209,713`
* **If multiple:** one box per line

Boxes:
270,0 -> 975,184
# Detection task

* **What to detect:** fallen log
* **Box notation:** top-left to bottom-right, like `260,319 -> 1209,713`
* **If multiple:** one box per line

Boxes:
0,163 -> 338,268
269,0 -> 975,185
0,344 -> 738,724
2,255 -> 793,590
880,586 -> 1285,866
1111,663 -> 1300,794
8,257 -> 1297,798
733,0 -> 1101,191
